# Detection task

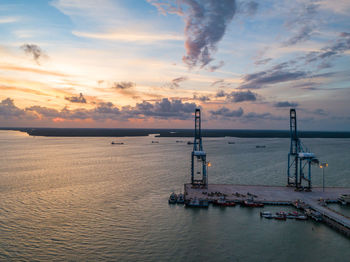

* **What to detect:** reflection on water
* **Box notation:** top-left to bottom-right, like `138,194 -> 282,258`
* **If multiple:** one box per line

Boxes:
0,131 -> 350,261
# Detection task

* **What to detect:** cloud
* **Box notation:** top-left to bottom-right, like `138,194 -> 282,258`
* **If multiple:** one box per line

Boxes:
168,76 -> 188,88
150,0 -> 237,68
193,94 -> 210,102
0,17 -> 19,24
20,44 -> 46,64
243,112 -> 286,121
65,93 -> 87,103
112,81 -> 135,89
254,58 -> 272,66
0,65 -> 68,77
129,98 -> 197,119
72,31 -> 183,42
283,3 -> 319,46
182,0 -> 236,68
0,98 -> 26,119
229,90 -> 257,102
1,97 -> 197,123
274,101 -> 299,108
238,1 -> 258,16
283,25 -> 313,46
211,79 -> 224,86
240,70 -> 307,89
208,61 -> 225,72
210,107 -> 243,118
216,89 -> 227,97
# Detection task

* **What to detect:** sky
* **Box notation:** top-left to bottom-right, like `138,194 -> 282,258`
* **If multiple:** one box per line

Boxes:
0,0 -> 350,130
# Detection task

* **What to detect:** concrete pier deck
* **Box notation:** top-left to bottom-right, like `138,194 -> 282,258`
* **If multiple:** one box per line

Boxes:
184,184 -> 350,236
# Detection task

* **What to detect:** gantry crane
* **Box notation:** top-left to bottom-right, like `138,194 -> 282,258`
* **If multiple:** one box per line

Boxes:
287,109 -> 319,190
191,108 -> 208,187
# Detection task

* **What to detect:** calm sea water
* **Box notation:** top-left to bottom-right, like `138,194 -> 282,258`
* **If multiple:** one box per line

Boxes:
0,130 -> 350,261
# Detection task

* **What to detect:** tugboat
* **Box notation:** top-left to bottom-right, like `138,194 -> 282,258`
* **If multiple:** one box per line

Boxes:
214,196 -> 236,207
241,199 -> 264,207
168,192 -> 177,204
177,193 -> 185,204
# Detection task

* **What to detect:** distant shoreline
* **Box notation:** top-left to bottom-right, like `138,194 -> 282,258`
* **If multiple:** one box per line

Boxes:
1,127 -> 350,138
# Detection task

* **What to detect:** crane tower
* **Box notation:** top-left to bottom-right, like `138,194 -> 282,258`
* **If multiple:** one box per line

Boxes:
191,108 -> 207,187
287,109 -> 318,190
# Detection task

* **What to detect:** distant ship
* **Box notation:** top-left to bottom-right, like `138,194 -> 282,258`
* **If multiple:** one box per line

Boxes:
187,141 -> 194,145
111,141 -> 124,145
256,145 -> 266,148
228,142 -> 235,144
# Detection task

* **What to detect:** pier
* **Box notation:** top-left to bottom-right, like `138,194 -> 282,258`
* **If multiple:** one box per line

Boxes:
184,184 -> 350,237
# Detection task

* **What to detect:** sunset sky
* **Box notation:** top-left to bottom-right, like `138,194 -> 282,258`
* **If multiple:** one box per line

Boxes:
1,0 -> 350,130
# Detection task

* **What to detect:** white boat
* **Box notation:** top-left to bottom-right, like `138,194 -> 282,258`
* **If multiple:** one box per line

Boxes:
260,211 -> 273,218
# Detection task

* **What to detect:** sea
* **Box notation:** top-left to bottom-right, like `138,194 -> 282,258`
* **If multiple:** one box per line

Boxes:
1,130 -> 350,261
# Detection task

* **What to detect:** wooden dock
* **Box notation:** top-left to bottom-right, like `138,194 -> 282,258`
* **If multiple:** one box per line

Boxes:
184,184 -> 350,237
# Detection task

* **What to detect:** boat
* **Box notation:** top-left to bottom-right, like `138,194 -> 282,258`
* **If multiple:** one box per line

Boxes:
256,145 -> 266,148
111,141 -> 124,145
186,198 -> 209,208
177,193 -> 185,204
274,215 -> 287,220
187,141 -> 194,145
260,211 -> 273,218
168,192 -> 177,204
152,141 -> 159,143
228,142 -> 235,144
295,215 -> 308,220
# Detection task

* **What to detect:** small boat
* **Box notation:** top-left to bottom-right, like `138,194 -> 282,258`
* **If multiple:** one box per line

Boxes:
187,141 -> 194,145
111,141 -> 124,145
228,142 -> 235,144
168,192 -> 177,204
177,193 -> 185,204
260,211 -> 273,218
295,215 -> 308,220
256,145 -> 266,148
152,141 -> 159,143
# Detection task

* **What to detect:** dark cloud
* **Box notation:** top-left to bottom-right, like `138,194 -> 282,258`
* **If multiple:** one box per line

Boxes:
238,1 -> 258,16
210,107 -> 243,118
229,90 -> 257,102
182,0 -> 236,68
112,81 -> 135,89
240,70 -> 307,89
20,44 -> 46,64
65,93 -> 87,103
208,61 -> 224,72
150,0 -> 236,68
216,89 -> 227,97
3,97 -> 197,122
274,101 -> 299,108
193,94 -> 210,102
303,32 -> 350,65
0,98 -> 26,118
